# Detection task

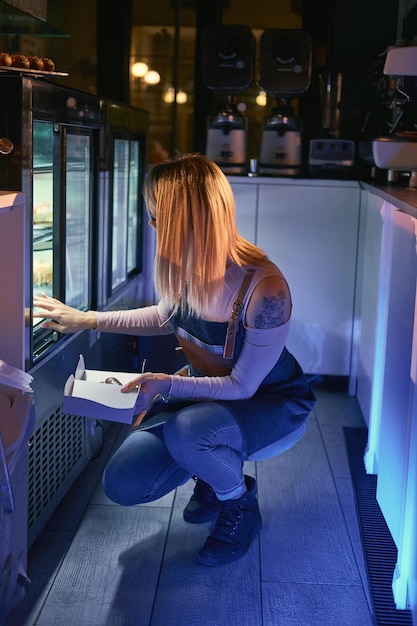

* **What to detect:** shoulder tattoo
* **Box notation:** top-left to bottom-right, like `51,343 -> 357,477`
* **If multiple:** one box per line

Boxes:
254,289 -> 287,329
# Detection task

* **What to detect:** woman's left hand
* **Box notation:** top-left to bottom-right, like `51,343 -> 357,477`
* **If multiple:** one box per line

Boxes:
121,372 -> 172,412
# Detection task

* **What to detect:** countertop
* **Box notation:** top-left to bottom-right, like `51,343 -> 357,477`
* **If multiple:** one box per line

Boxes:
227,175 -> 417,219
361,181 -> 417,219
227,175 -> 360,188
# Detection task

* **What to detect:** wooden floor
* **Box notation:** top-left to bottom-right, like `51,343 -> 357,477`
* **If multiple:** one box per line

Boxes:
7,387 -> 376,626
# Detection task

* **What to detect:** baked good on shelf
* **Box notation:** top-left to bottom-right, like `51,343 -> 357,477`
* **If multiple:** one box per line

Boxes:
28,56 -> 44,71
11,54 -> 30,69
33,202 -> 52,224
0,53 -> 57,73
0,52 -> 12,67
33,260 -> 52,286
42,57 -> 55,72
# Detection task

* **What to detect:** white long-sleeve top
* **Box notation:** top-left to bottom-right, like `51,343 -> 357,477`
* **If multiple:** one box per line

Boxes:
95,263 -> 290,401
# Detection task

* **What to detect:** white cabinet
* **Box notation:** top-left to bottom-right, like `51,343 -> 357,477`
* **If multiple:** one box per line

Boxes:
257,183 -> 360,377
229,182 -> 258,244
358,187 -> 417,614
400,334 -> 417,617
230,178 -> 360,378
355,191 -> 386,427
375,208 -> 416,535
374,209 -> 417,611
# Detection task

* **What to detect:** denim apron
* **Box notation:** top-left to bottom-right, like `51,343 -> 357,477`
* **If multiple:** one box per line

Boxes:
140,296 -> 316,459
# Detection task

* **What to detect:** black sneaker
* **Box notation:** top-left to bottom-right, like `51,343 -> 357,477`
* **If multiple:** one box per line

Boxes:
183,477 -> 221,523
198,475 -> 262,566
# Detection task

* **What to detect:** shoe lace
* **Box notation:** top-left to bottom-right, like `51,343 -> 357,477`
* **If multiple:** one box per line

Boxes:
215,500 -> 246,537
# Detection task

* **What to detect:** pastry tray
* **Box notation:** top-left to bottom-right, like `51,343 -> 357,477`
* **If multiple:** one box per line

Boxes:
0,65 -> 68,77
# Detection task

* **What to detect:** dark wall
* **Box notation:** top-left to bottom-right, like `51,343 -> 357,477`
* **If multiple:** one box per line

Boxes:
301,0 -> 399,146
97,0 -> 132,103
302,0 -> 398,70
192,1 -> 223,153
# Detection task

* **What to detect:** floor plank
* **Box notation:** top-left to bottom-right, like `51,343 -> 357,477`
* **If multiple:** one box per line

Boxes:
313,391 -> 366,479
35,505 -> 171,626
3,530 -> 73,625
150,479 -> 262,626
257,416 -> 364,585
262,581 -> 374,626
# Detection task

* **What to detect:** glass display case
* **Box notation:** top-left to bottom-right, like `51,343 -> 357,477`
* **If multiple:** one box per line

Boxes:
33,124 -> 92,307
32,122 -> 94,357
0,74 -> 150,558
101,101 -> 148,307
111,137 -> 140,291
0,74 -> 103,368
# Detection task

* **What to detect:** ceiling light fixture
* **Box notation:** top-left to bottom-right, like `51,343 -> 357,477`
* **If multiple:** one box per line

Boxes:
144,70 -> 161,85
131,61 -> 149,78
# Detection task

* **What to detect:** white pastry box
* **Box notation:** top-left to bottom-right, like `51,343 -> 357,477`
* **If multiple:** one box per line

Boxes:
63,355 -> 141,424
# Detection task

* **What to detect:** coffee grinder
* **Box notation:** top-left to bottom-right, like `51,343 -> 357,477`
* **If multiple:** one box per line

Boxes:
202,25 -> 255,174
258,29 -> 312,176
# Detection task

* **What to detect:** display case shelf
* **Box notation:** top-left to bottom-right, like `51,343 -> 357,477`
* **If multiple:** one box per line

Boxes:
0,0 -> 69,37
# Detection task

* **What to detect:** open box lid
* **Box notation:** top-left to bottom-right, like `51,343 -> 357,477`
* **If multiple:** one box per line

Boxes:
63,355 -> 141,424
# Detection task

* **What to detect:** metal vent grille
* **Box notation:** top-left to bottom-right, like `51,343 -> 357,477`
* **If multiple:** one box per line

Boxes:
28,406 -> 85,535
344,427 -> 414,626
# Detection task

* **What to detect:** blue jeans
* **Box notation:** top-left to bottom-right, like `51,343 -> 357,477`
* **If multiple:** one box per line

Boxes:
102,401 -> 247,506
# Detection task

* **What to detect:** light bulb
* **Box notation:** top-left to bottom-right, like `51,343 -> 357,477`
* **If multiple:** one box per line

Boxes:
144,70 -> 161,85
131,62 -> 148,78
256,91 -> 267,107
163,87 -> 175,103
176,90 -> 187,104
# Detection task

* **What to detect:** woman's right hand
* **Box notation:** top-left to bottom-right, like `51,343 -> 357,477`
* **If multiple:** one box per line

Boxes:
33,293 -> 98,334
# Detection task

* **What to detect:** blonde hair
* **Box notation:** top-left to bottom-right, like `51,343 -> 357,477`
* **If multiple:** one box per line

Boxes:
143,153 -> 267,316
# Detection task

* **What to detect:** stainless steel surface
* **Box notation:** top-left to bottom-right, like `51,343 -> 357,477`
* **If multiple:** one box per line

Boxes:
206,110 -> 248,175
259,112 -> 302,175
318,70 -> 343,138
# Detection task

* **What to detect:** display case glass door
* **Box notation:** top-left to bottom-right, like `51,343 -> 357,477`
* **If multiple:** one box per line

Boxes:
127,140 -> 140,275
32,122 -> 94,362
33,121 -> 54,298
65,132 -> 92,310
32,121 -> 56,359
110,137 -> 142,295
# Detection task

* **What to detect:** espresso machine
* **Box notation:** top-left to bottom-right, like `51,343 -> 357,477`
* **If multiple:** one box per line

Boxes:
258,29 -> 312,176
202,25 -> 255,174
359,44 -> 417,184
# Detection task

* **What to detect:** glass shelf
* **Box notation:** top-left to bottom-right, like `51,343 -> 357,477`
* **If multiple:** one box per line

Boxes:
0,0 -> 70,37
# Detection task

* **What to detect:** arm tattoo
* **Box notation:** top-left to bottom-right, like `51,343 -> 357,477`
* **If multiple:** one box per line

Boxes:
254,290 -> 287,328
